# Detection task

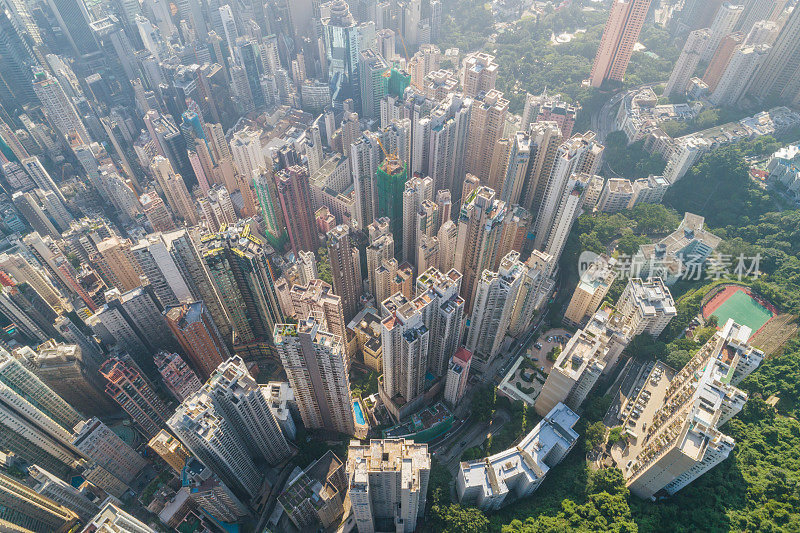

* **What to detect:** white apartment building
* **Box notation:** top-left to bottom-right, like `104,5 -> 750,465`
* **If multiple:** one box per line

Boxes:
457,403 -> 579,510
616,277 -> 677,337
619,319 -> 763,498
346,438 -> 430,533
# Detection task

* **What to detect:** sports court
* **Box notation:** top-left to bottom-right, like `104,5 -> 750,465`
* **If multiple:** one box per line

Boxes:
703,286 -> 775,338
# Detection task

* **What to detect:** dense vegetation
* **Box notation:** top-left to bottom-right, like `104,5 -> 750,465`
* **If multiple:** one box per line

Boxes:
665,142 -> 800,316
603,131 -> 667,180
437,1 -> 680,114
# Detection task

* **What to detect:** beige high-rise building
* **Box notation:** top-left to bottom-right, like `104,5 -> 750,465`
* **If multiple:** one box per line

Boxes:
0,252 -> 68,313
274,318 -> 356,436
150,156 -> 199,224
460,52 -> 499,98
0,472 -> 79,532
148,429 -> 192,473
455,186 -> 508,313
90,236 -> 143,292
465,90 -> 508,182
589,0 -> 652,87
563,254 -> 617,327
289,279 -> 349,366
346,438 -> 430,533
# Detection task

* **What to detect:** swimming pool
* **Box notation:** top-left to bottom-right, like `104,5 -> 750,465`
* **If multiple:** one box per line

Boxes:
353,400 -> 366,425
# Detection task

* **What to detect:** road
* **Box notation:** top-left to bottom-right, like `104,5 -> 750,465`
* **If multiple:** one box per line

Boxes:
589,83 -> 655,143
436,409 -> 511,474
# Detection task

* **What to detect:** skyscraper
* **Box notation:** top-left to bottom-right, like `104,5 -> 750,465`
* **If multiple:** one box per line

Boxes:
201,223 -> 284,352
664,29 -> 710,98
376,157 -> 409,252
416,267 -> 465,378
359,49 -> 389,120
99,354 -> 170,438
746,4 -> 800,104
274,318 -> 355,436
321,0 -> 363,110
90,236 -> 143,292
401,176 -> 435,266
203,356 -> 293,465
532,132 -> 603,251
32,70 -> 90,143
460,52 -> 499,98
92,285 -> 177,377
289,279 -> 347,354
378,289 -> 436,420
131,233 -> 193,307
12,341 -> 117,417
465,90 -> 508,182
465,251 -> 526,374
346,439 -> 430,533
276,165 -> 318,255
0,473 -> 79,533
700,2 -> 743,63
454,186 -> 508,313
72,418 -> 148,487
326,225 -> 362,322
0,348 -> 83,431
154,350 -> 202,401
0,9 -> 38,111
164,301 -> 231,380
589,0 -> 652,87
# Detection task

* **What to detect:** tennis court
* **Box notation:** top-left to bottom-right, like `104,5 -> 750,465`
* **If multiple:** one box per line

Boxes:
703,287 -> 774,336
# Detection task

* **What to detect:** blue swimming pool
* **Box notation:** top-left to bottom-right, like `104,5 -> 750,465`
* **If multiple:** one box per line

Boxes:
353,400 -> 366,425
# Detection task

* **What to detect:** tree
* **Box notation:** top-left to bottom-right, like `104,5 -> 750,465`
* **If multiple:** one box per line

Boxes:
427,504 -> 489,533
585,421 -> 606,451
316,246 -> 332,284
427,458 -> 452,509
472,384 -> 496,422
